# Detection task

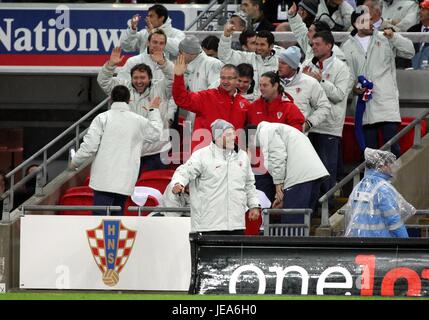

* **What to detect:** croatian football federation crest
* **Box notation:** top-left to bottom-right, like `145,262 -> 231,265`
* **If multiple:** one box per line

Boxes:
87,220 -> 137,287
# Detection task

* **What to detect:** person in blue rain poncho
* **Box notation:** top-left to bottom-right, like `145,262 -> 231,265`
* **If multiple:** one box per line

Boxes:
345,147 -> 415,237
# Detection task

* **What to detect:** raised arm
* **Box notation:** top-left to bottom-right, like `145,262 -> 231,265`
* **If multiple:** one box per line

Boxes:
218,23 -> 254,65
385,30 -> 415,59
172,54 -> 205,114
119,14 -> 148,53
97,47 -> 129,95
288,2 -> 311,55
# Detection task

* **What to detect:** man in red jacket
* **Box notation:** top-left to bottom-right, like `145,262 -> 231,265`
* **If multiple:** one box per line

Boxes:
248,71 -> 305,131
173,54 -> 250,151
247,72 -> 305,205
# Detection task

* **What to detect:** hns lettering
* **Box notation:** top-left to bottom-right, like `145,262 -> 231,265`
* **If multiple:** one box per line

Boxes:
86,220 -> 137,287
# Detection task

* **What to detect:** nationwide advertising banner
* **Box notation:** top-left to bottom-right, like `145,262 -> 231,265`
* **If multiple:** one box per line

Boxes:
189,236 -> 429,297
0,3 -> 237,73
20,215 -> 191,290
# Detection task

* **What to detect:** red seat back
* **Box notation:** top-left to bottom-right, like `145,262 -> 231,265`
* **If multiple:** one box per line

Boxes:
137,169 -> 175,193
58,188 -> 94,215
124,194 -> 160,216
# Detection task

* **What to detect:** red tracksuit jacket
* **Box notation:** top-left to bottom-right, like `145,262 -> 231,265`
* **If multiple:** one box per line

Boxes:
173,74 -> 249,151
247,92 -> 305,131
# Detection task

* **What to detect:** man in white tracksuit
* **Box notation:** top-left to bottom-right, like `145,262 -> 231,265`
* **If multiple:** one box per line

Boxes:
381,0 -> 419,31
117,29 -> 168,82
218,22 -> 278,97
255,121 -> 329,223
341,7 -> 415,157
98,47 -> 175,173
302,30 -> 352,201
171,119 -> 261,234
119,4 -> 185,60
287,2 -> 346,61
70,85 -> 163,215
277,46 -> 332,133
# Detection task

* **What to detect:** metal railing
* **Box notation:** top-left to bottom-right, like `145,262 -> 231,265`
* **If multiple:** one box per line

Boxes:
318,108 -> 429,229
186,0 -> 232,31
263,209 -> 312,236
1,97 -> 110,220
20,205 -> 122,216
128,206 -> 190,216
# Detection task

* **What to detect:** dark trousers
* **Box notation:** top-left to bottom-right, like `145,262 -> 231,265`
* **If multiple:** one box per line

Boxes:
255,173 -> 276,204
93,190 -> 128,216
139,153 -> 168,175
363,122 -> 400,158
308,133 -> 340,197
282,179 -> 322,224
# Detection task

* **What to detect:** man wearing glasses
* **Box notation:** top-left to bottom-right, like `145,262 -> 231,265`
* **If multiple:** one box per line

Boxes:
172,55 -> 249,152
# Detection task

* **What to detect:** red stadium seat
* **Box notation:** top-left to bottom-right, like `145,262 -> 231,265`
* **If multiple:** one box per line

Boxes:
63,186 -> 93,194
124,194 -> 160,216
137,169 -> 175,193
397,117 -> 426,154
58,187 -> 94,215
341,116 -> 427,165
83,176 -> 90,186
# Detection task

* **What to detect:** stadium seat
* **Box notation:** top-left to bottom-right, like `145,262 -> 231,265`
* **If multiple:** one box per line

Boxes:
83,176 -> 90,186
341,116 -> 427,165
124,194 -> 160,216
137,169 -> 175,193
58,186 -> 94,215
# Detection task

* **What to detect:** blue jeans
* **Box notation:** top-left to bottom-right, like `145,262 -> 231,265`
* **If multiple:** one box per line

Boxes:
308,133 -> 340,198
93,190 -> 128,216
282,179 -> 322,224
139,153 -> 168,175
363,122 -> 400,158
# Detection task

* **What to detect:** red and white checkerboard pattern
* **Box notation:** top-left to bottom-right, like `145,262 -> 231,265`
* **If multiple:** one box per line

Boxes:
87,221 -> 137,274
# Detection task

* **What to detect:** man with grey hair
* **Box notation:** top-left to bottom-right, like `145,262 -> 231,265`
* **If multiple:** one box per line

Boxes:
171,119 -> 260,234
363,0 -> 398,31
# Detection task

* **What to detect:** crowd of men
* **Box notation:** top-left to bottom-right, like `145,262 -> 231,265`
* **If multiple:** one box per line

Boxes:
71,0 -> 426,237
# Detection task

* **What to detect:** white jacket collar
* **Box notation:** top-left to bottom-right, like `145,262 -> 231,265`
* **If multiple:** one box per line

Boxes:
110,102 -> 130,111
